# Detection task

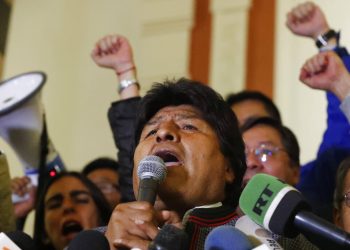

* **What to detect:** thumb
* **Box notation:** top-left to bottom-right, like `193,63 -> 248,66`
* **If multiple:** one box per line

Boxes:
299,67 -> 311,82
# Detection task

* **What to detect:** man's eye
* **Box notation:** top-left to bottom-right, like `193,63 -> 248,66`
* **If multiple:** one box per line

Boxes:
182,124 -> 197,130
258,149 -> 273,156
146,129 -> 157,137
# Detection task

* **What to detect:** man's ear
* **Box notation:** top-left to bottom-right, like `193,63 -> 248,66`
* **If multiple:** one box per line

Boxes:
225,165 -> 235,184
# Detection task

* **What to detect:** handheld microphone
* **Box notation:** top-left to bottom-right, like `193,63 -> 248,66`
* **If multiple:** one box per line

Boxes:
0,231 -> 36,250
239,173 -> 350,250
137,155 -> 167,205
149,224 -> 189,250
204,225 -> 253,250
235,215 -> 282,249
67,230 -> 109,250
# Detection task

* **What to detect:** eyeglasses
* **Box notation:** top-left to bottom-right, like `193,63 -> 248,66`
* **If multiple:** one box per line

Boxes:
94,182 -> 120,194
341,191 -> 350,208
245,143 -> 286,163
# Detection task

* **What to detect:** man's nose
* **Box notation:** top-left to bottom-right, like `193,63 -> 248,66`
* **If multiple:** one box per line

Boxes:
156,122 -> 180,143
245,151 -> 263,170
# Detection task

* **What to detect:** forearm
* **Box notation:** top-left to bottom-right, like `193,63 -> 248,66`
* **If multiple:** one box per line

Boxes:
107,97 -> 141,202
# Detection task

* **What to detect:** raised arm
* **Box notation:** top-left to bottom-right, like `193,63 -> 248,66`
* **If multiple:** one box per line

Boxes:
286,1 -> 330,40
300,51 -> 350,100
91,34 -> 141,202
91,34 -> 140,99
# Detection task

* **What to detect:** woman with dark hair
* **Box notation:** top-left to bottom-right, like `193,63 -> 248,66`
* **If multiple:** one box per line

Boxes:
33,171 -> 111,250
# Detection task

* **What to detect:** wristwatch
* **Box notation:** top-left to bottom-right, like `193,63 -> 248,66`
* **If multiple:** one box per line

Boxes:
316,29 -> 339,48
118,79 -> 140,93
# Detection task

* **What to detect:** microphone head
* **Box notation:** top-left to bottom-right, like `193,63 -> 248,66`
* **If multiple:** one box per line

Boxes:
67,230 -> 109,250
149,224 -> 189,250
239,174 -> 308,237
204,226 -> 253,250
137,155 -> 167,181
5,231 -> 36,250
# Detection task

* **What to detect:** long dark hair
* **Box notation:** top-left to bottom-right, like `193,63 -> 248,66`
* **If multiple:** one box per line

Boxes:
33,171 -> 111,250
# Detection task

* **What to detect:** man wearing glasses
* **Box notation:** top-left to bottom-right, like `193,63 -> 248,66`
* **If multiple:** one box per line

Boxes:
82,157 -> 121,209
240,117 -> 300,188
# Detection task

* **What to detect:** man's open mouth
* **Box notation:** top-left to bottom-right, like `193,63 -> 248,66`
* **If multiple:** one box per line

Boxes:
155,151 -> 181,167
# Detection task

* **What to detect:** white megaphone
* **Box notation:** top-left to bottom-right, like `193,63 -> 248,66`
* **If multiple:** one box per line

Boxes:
0,71 -> 65,203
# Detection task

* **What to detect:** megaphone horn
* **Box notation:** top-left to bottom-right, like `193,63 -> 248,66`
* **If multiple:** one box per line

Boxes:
0,72 -> 65,202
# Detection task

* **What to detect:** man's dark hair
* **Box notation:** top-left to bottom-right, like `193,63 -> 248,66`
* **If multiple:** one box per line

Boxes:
240,117 -> 300,167
82,157 -> 119,176
33,171 -> 111,250
226,90 -> 282,122
134,78 -> 246,208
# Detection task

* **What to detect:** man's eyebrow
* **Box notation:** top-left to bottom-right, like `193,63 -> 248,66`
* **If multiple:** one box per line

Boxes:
146,113 -> 202,125
258,141 -> 279,146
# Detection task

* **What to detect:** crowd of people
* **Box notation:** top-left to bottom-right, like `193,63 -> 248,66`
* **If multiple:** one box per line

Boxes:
2,1 -> 350,249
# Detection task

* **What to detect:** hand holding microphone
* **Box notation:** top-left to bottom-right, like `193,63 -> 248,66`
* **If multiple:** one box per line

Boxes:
105,155 -> 169,249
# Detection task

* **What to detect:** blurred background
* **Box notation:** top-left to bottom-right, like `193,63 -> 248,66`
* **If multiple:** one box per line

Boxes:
1,0 -> 350,233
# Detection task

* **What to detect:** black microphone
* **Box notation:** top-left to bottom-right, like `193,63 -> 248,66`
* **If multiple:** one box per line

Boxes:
137,155 -> 167,204
149,224 -> 189,250
239,174 -> 350,250
67,230 -> 109,250
0,231 -> 36,250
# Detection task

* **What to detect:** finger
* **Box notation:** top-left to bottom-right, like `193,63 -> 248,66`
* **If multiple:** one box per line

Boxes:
299,68 -> 311,82
91,46 -> 99,58
303,59 -> 315,75
310,57 -> 322,73
99,38 -> 108,53
298,3 -> 312,20
112,35 -> 118,45
106,35 -> 115,53
304,2 -> 315,15
157,210 -> 182,227
286,12 -> 294,27
11,177 -> 29,193
317,54 -> 328,72
133,219 -> 159,240
294,7 -> 306,21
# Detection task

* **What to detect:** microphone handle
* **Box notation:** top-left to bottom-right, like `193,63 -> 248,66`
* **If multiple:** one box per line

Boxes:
137,178 -> 159,205
294,210 -> 350,250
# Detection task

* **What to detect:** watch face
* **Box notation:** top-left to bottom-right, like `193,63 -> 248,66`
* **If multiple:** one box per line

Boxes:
119,79 -> 138,93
